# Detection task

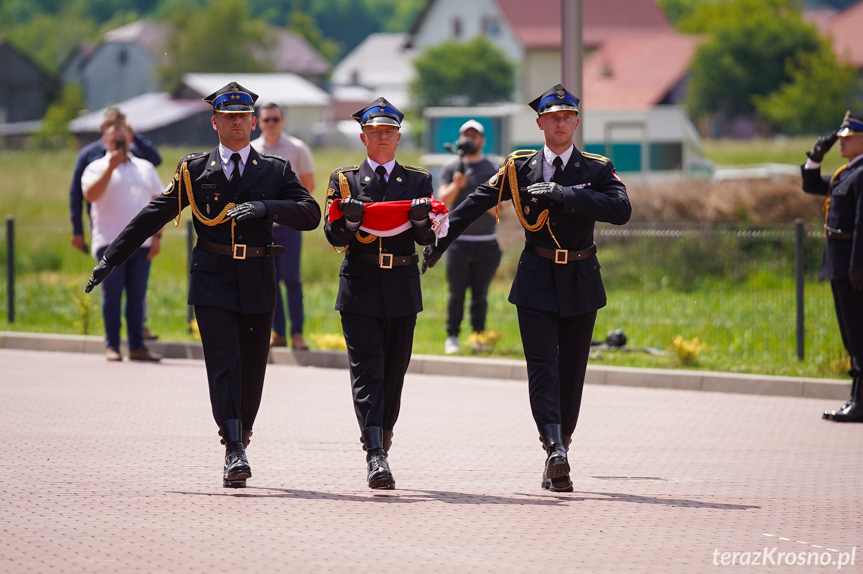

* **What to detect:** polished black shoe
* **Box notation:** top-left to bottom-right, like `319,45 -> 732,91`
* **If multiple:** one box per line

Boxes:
220,419 -> 251,488
367,448 -> 395,490
830,402 -> 863,423
541,443 -> 573,492
823,401 -> 852,420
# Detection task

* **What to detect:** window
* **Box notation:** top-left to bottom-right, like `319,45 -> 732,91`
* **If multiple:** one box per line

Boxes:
451,17 -> 462,39
482,16 -> 500,37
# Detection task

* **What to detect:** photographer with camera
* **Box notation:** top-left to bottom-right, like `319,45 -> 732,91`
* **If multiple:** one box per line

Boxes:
82,121 -> 165,362
437,119 -> 502,354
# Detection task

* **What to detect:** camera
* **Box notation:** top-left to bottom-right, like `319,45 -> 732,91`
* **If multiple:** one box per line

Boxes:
114,137 -> 127,155
443,138 -> 478,157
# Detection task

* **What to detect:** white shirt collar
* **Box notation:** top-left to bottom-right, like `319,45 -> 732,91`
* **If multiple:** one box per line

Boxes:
366,158 -> 396,176
543,145 -> 574,169
219,144 -> 251,166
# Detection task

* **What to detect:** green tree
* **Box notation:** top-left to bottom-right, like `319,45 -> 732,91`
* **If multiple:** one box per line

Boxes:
655,0 -> 700,28
684,0 -> 821,119
157,0 -> 275,90
288,8 -> 340,64
409,36 -> 515,110
32,83 -> 85,149
753,41 -> 862,134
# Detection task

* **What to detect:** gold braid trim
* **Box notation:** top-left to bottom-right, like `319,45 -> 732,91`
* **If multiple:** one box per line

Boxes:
175,161 -> 237,246
331,171 -> 379,254
824,163 -> 849,223
496,153 -> 561,248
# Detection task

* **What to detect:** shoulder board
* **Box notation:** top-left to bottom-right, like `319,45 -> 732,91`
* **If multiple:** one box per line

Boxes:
260,153 -> 286,163
506,149 -> 539,162
402,165 -> 430,175
330,165 -> 359,177
581,151 -> 609,163
181,151 -> 208,162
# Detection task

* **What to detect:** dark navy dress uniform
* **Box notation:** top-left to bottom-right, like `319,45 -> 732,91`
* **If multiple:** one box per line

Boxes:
88,82 -> 321,486
324,97 -> 436,488
424,84 -> 631,490
802,111 -> 863,423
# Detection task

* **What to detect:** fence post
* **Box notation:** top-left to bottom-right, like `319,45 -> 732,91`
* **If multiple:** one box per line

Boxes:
794,219 -> 805,361
5,217 -> 14,323
187,219 -> 194,331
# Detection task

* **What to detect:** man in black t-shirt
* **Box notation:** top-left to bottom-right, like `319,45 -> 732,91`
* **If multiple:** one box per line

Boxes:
437,120 -> 502,354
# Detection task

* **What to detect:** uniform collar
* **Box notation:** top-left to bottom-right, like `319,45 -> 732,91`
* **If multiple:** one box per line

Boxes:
218,143 -> 251,166
366,157 -> 396,176
543,144 -> 574,169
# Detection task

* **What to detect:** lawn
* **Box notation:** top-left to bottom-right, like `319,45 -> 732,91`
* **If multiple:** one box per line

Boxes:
0,139 -> 851,379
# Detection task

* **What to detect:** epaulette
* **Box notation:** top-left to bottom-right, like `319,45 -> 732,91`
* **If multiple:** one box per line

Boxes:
506,149 -> 539,162
581,151 -> 609,163
260,152 -> 286,163
330,165 -> 359,178
402,165 -> 430,176
174,151 -> 208,170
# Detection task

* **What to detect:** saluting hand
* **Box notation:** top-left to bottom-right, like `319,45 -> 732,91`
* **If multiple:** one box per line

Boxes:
226,201 -> 267,222
527,181 -> 568,203
85,256 -> 115,293
806,131 -> 838,163
421,244 -> 443,274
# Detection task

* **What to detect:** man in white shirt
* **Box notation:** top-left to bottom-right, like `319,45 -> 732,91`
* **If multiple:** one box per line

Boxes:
251,102 -> 315,351
82,122 -> 164,362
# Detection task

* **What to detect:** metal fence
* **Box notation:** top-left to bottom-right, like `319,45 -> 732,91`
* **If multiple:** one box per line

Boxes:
0,217 -> 843,373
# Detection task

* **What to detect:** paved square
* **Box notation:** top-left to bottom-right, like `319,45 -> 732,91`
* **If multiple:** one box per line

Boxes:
1,349 -> 860,572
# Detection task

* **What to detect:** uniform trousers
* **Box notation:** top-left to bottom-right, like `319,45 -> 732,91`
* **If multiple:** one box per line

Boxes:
271,225 -> 304,338
831,280 -> 863,377
194,305 -> 274,429
341,312 -> 417,431
97,246 -> 150,350
517,306 -> 597,437
444,239 -> 501,336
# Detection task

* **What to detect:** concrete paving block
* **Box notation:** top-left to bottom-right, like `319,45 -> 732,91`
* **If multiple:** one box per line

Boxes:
801,377 -> 851,400
701,374 -> 802,397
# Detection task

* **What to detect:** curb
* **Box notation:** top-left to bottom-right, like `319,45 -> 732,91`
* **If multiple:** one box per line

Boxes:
0,331 -> 849,401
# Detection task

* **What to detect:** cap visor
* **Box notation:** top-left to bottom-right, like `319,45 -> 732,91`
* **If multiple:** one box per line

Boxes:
540,104 -> 579,115
837,127 -> 863,137
216,105 -> 255,113
362,116 -> 401,127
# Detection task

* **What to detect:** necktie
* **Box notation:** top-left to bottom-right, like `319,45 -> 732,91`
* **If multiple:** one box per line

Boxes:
552,156 -> 564,183
230,153 -> 242,191
374,165 -> 388,201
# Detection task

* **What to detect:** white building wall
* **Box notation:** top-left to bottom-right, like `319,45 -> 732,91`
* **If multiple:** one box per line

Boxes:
82,43 -> 158,110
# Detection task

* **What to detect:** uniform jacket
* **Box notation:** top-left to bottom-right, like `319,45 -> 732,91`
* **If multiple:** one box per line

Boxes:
324,159 -> 436,317
439,147 -> 631,317
801,160 -> 863,280
103,146 -> 321,313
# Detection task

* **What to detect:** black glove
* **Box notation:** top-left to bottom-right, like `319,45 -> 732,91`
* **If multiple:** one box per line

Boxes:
409,197 -> 433,222
806,131 -> 838,163
526,181 -> 568,203
226,201 -> 267,222
421,244 -> 444,274
85,256 -> 115,293
340,197 -> 365,223
850,268 -> 863,292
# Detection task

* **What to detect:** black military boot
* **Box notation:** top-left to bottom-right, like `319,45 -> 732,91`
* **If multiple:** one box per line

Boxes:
540,423 -> 572,492
831,377 -> 863,423
824,377 -> 857,420
362,426 -> 395,490
220,419 -> 252,488
383,429 -> 394,455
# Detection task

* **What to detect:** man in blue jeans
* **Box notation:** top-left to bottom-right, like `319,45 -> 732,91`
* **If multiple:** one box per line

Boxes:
82,121 -> 164,361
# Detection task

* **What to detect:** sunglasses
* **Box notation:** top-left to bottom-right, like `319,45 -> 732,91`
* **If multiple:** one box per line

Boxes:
260,117 -> 282,124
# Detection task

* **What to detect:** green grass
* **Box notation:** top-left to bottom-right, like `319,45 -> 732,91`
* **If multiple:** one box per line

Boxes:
0,141 -> 851,379
702,136 -> 846,173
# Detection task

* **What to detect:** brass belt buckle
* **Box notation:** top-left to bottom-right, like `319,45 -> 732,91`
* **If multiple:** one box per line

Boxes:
379,253 -> 393,269
554,249 -> 568,264
233,244 -> 247,259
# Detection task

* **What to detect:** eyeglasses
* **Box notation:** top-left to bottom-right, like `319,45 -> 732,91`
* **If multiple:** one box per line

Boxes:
260,117 -> 282,124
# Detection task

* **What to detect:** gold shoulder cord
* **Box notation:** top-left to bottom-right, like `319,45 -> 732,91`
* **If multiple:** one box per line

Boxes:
823,163 -> 848,222
331,171 -> 380,255
496,155 -> 562,249
174,161 -> 238,247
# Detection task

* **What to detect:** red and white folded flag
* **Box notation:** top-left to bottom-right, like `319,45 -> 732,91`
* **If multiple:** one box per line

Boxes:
327,199 -> 449,242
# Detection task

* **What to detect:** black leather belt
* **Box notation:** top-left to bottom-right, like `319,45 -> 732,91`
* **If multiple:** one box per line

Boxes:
825,226 -> 852,240
524,242 -> 597,264
196,240 -> 284,259
346,251 -> 419,269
